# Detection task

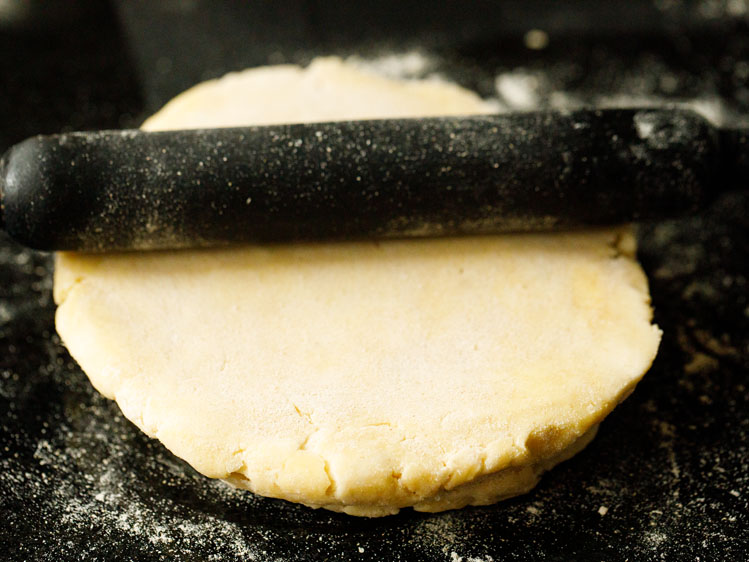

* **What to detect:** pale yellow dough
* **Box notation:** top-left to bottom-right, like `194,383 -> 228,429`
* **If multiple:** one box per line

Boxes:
54,57 -> 661,517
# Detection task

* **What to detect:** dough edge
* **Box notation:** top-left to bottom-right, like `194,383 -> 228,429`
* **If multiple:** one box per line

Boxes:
226,424 -> 601,517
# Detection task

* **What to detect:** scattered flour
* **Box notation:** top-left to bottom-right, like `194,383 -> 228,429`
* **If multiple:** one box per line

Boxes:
495,71 -> 542,110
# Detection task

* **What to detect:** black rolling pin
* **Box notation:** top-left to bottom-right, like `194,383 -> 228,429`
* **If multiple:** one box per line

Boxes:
0,108 -> 746,252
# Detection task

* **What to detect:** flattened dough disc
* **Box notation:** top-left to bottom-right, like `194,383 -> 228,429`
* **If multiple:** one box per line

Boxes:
54,57 -> 661,517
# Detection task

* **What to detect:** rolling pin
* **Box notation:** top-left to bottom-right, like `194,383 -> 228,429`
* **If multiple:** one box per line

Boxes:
0,108 -> 746,252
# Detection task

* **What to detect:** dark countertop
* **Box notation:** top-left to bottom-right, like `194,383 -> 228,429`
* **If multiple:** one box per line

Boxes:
1,2 -> 747,560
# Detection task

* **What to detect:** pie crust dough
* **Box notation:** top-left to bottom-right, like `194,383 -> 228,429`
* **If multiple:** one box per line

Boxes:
54,58 -> 661,516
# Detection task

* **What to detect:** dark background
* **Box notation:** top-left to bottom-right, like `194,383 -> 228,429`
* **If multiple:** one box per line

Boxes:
1,1 -> 748,560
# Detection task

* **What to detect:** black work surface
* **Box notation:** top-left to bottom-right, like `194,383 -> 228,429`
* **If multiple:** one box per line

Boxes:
1,2 -> 748,560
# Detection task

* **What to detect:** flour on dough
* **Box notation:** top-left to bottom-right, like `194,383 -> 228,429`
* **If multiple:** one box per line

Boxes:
54,57 -> 661,517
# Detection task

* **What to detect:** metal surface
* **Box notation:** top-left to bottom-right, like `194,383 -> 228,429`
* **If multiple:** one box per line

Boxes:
1,2 -> 748,560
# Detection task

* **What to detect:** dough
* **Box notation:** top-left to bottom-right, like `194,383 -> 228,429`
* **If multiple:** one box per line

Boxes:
54,57 -> 661,517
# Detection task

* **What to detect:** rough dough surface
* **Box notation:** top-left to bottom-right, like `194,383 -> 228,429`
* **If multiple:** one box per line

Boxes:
54,57 -> 661,517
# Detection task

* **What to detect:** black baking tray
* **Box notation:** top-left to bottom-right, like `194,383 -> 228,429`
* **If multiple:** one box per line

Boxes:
1,2 -> 748,560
